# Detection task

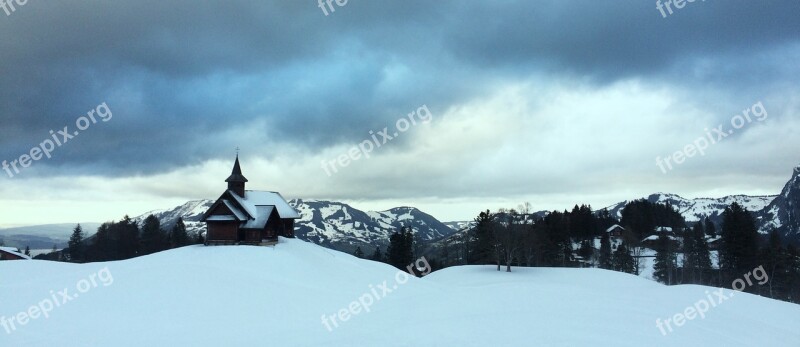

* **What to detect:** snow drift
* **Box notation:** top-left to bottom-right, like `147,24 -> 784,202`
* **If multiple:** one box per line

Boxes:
1,238 -> 798,346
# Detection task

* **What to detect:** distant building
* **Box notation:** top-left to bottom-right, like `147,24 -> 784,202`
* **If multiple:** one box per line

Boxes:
640,234 -> 681,249
0,247 -> 31,260
200,156 -> 300,246
706,235 -> 722,250
606,224 -> 625,237
654,226 -> 674,234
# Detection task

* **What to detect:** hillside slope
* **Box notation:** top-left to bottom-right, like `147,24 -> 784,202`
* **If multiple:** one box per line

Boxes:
1,239 -> 798,346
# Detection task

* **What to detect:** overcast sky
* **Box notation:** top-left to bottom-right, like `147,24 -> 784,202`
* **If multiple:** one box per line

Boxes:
1,0 -> 799,227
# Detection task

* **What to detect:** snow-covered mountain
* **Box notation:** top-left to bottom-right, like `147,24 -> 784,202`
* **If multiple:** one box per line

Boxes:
13,165 -> 800,251
603,193 -> 776,224
132,199 -> 457,253
291,199 -> 455,252
759,166 -> 800,238
133,199 -> 211,236
601,166 -> 800,241
443,221 -> 474,231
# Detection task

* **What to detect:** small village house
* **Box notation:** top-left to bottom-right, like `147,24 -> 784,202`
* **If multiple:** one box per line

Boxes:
0,247 -> 31,261
606,224 -> 625,238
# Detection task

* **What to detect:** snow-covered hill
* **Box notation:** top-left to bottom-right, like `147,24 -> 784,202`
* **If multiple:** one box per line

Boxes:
1,239 -> 798,346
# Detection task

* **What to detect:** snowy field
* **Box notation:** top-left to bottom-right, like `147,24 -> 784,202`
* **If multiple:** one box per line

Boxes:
1,238 -> 798,346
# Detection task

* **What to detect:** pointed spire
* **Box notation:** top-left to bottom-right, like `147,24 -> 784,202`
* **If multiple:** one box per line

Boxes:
226,154 -> 248,183
225,152 -> 248,197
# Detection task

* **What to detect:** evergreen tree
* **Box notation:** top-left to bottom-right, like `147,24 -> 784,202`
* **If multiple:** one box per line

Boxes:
116,215 -> 140,259
598,232 -> 612,269
759,230 -> 800,302
760,230 -> 784,298
595,208 -> 619,237
470,210 -> 495,264
89,222 -> 112,262
784,245 -> 800,303
99,216 -> 140,260
693,225 -> 712,284
24,246 -> 30,256
170,217 -> 190,248
682,223 -> 711,284
620,199 -> 686,240
569,204 -> 597,240
68,224 -> 85,262
620,200 -> 656,239
535,211 -> 571,267
577,240 -> 594,265
704,218 -> 717,237
370,246 -> 384,262
387,227 -> 414,271
682,224 -> 699,284
654,234 -> 677,285
140,215 -> 165,255
719,202 -> 759,288
353,246 -> 365,258
612,241 -> 635,274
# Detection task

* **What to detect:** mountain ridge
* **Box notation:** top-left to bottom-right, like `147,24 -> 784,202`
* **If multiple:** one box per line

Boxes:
6,165 -> 799,248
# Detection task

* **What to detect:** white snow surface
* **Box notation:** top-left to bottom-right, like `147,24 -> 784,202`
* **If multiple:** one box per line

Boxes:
2,238 -> 798,346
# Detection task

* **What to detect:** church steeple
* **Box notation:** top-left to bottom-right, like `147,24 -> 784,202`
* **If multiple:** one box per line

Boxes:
225,155 -> 248,197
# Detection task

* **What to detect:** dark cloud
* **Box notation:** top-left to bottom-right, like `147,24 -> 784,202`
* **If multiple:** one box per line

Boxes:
1,0 -> 798,176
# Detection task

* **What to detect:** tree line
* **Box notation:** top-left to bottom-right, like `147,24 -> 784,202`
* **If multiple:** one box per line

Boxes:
47,215 -> 203,263
427,200 -> 800,305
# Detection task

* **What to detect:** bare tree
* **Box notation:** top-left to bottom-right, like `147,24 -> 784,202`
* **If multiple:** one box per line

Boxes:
495,208 -> 525,272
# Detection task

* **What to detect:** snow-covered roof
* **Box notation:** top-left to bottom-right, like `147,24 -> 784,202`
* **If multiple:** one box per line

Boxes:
642,235 -> 679,242
222,199 -> 248,220
229,190 -> 301,220
606,224 -> 624,232
203,190 -> 300,230
0,247 -> 31,260
242,206 -> 275,229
